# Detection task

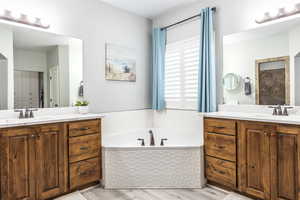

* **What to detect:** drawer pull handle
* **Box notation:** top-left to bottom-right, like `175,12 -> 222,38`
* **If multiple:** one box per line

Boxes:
80,146 -> 89,151
215,126 -> 225,129
79,170 -> 94,176
218,170 -> 226,175
79,127 -> 90,131
217,145 -> 225,149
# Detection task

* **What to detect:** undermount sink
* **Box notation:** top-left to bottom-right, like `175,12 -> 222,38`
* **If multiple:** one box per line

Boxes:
0,116 -> 56,124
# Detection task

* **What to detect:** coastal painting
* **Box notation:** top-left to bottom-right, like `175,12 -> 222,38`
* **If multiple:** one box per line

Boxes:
105,43 -> 136,81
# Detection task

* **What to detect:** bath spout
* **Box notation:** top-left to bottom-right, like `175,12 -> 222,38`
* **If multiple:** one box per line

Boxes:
149,130 -> 155,146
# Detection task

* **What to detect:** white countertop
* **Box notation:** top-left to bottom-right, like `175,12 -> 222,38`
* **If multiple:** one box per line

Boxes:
0,113 -> 105,128
204,111 -> 300,125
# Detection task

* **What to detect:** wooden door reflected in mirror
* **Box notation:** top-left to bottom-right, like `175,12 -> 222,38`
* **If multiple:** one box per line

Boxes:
255,56 -> 290,105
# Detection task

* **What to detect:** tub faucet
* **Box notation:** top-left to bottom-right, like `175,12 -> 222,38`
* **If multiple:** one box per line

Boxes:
149,130 -> 155,146
137,138 -> 145,146
160,138 -> 168,146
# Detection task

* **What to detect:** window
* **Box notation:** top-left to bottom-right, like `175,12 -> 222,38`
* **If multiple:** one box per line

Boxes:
165,36 -> 199,110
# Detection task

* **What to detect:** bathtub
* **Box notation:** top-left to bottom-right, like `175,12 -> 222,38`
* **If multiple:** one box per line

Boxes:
102,128 -> 205,189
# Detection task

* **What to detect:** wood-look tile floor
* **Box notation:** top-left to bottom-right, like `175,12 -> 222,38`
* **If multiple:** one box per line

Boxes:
81,186 -> 228,200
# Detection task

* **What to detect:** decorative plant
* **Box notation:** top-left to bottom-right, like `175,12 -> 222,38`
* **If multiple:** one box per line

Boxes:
75,100 -> 89,106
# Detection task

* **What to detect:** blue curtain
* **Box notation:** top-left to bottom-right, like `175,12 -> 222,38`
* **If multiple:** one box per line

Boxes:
198,7 -> 217,112
152,28 -> 167,110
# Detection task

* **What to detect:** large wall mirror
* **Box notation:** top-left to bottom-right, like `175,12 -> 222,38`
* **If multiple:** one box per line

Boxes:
0,23 -> 83,110
223,18 -> 300,106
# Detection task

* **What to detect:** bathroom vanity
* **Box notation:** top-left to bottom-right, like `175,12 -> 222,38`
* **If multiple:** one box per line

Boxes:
204,112 -> 300,200
0,115 -> 103,200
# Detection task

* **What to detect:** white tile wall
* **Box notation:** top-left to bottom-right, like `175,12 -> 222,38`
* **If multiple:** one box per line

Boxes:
153,109 -> 203,146
101,109 -> 153,137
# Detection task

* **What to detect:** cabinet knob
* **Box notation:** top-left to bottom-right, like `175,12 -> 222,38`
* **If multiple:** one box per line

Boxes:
30,134 -> 36,138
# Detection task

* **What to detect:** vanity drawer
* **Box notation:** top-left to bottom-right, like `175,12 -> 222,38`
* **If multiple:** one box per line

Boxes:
69,119 -> 100,137
38,123 -> 60,133
69,133 -> 100,163
205,118 -> 236,135
69,157 -> 101,190
205,132 -> 236,162
205,156 -> 236,189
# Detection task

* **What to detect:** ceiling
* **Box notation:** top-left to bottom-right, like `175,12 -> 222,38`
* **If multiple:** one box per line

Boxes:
100,0 -> 199,19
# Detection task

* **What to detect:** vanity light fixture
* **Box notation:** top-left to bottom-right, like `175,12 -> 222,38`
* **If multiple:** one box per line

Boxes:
256,3 -> 300,24
0,9 -> 50,29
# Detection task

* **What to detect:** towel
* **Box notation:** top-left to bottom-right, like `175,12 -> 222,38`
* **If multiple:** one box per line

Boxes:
244,77 -> 251,96
79,81 -> 84,97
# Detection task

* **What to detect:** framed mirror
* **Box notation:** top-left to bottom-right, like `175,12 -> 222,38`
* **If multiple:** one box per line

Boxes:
223,73 -> 240,91
255,56 -> 290,105
0,23 -> 83,110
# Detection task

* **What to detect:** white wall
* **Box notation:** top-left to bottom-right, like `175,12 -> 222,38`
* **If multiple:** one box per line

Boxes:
69,38 -> 83,105
0,26 -> 14,109
14,49 -> 47,71
2,0 -> 152,113
295,56 -> 300,105
47,47 -> 59,68
58,45 -> 70,107
0,58 -> 8,110
289,26 -> 300,105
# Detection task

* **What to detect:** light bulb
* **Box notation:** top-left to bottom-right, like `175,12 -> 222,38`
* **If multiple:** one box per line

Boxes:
34,18 -> 42,26
278,8 -> 286,16
295,3 -> 300,11
27,15 -> 36,24
39,19 -> 50,28
10,11 -> 20,20
19,14 -> 29,23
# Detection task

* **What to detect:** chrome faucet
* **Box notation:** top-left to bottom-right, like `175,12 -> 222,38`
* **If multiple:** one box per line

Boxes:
269,105 -> 293,116
149,130 -> 155,146
14,108 -> 38,119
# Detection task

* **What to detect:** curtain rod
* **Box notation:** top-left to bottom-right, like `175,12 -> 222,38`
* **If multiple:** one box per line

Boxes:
160,7 -> 216,30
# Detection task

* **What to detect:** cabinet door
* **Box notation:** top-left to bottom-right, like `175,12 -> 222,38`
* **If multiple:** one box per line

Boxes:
239,122 -> 272,200
0,128 -> 36,200
35,124 -> 67,200
272,126 -> 300,200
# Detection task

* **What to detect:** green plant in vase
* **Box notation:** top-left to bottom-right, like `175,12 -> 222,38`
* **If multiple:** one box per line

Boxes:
75,100 -> 89,114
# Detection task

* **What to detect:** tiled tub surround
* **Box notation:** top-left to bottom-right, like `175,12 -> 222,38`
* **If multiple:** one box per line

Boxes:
102,129 -> 205,189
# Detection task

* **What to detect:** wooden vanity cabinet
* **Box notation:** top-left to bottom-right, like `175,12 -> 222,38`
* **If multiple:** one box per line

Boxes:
272,125 -> 300,200
0,127 -> 37,200
0,124 -> 67,200
239,122 -> 300,200
239,122 -> 273,199
205,117 -> 300,200
68,119 -> 102,190
204,118 -> 237,190
0,119 -> 102,200
35,124 -> 68,200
